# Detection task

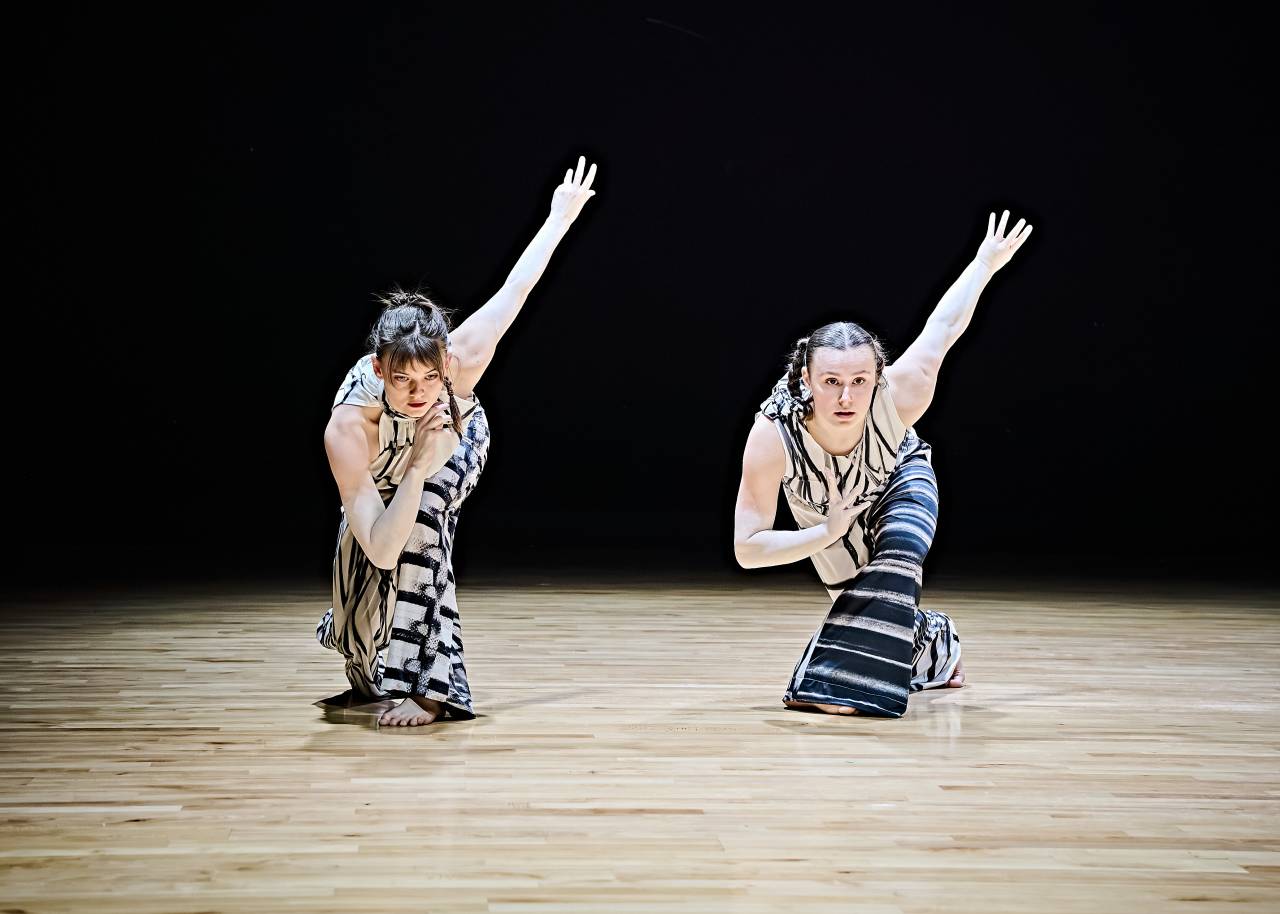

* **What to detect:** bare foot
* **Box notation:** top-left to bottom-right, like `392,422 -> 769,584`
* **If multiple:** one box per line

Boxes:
784,700 -> 858,715
947,657 -> 966,688
378,696 -> 442,727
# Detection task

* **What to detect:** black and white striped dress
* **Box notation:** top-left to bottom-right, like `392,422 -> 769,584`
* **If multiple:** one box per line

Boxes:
759,374 -> 961,717
316,355 -> 489,718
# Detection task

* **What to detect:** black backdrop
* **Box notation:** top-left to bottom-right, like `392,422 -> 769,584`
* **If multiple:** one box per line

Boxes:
13,3 -> 1273,589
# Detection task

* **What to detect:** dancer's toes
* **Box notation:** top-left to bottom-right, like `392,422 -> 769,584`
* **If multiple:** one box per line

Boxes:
813,702 -> 856,715
785,700 -> 858,716
947,658 -> 966,688
378,696 -> 441,727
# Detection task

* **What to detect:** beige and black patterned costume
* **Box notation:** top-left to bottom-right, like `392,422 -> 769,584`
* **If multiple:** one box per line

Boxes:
759,374 -> 961,717
316,355 -> 489,717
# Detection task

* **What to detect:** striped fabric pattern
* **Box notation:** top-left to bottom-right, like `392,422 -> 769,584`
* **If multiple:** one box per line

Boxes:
315,356 -> 489,718
759,374 -> 961,718
760,374 -> 927,601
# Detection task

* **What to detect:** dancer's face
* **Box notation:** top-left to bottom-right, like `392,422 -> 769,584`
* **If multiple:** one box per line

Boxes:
802,345 -> 878,427
373,357 -> 446,418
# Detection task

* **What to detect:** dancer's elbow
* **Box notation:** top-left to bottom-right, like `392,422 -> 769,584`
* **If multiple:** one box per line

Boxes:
363,541 -> 401,571
733,541 -> 761,569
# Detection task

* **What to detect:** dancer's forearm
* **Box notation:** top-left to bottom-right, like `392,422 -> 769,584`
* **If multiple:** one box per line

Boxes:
490,214 -> 574,333
450,215 -> 574,370
920,258 -> 995,351
735,524 -> 840,569
363,466 -> 430,570
509,214 -> 575,290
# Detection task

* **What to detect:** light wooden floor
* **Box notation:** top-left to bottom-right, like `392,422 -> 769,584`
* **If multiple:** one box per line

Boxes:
1,578 -> 1277,913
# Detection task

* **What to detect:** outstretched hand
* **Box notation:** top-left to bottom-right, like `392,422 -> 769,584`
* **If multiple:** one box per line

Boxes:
549,155 -> 598,224
976,209 -> 1033,273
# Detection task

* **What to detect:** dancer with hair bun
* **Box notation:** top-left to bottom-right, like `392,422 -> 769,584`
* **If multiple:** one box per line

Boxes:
317,156 -> 599,727
734,211 -> 1033,718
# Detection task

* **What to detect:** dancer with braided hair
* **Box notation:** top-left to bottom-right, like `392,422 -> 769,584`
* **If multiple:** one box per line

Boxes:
317,156 -> 599,727
734,211 -> 1033,717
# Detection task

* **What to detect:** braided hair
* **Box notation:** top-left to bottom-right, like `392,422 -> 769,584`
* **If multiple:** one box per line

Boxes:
784,321 -> 888,421
368,288 -> 462,434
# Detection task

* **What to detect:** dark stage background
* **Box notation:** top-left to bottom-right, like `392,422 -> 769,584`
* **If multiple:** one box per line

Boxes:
12,3 -> 1273,590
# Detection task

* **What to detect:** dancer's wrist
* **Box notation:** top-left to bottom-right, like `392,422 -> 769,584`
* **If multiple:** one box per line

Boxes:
545,211 -> 575,232
818,524 -> 843,551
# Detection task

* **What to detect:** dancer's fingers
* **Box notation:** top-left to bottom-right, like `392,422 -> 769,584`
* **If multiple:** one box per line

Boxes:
822,467 -> 840,501
582,161 -> 597,191
987,212 -> 995,237
564,168 -> 573,185
417,403 -> 449,429
997,209 -> 1010,238
574,155 -> 585,185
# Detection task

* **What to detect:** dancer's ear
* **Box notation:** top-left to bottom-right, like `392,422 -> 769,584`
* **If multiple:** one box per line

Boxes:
371,355 -> 383,379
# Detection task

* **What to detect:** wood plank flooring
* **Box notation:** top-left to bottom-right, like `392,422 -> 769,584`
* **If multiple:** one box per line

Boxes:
1,578 -> 1277,912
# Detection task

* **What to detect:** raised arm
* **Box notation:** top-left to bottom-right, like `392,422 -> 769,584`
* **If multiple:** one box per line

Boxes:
449,155 -> 599,394
884,210 -> 1033,425
733,416 -> 863,569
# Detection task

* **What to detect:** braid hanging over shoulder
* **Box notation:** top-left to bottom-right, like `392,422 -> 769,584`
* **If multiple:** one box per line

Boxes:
786,336 -> 812,419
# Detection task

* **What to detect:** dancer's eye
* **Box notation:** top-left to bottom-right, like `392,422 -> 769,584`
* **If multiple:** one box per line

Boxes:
853,378 -> 866,385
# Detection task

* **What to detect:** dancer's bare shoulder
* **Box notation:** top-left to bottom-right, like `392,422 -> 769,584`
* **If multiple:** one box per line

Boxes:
325,404 -> 382,475
741,414 -> 785,483
735,415 -> 786,545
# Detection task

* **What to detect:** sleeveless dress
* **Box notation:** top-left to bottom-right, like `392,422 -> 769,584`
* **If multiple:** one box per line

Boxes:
316,355 -> 490,717
758,373 -> 961,717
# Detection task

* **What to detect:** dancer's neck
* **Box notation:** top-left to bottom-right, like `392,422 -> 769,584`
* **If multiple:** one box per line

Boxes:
803,414 -> 866,458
